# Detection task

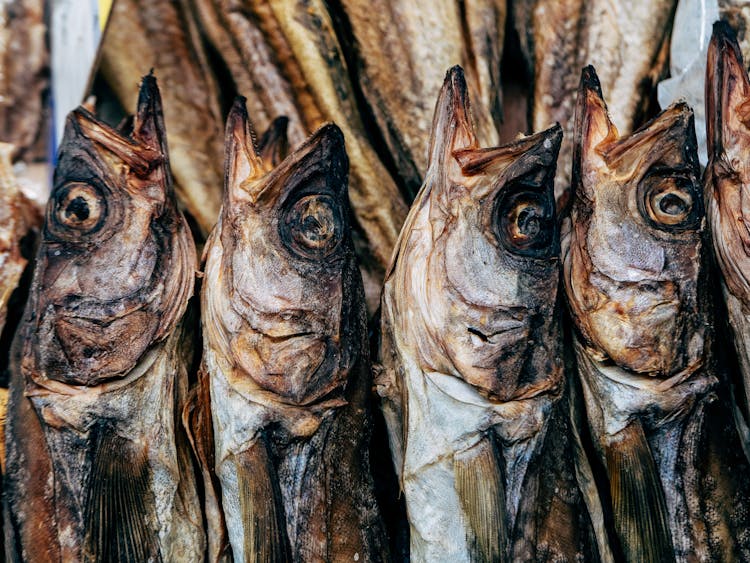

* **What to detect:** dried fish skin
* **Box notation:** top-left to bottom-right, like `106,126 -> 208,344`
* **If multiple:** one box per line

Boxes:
377,66 -> 600,562
5,75 -> 204,562
202,97 -> 388,562
191,0 -> 408,275
563,65 -> 750,562
705,21 -> 750,421
99,0 -> 225,236
0,143 -> 29,335
0,0 -> 47,162
516,0 -> 677,202
328,0 -> 504,197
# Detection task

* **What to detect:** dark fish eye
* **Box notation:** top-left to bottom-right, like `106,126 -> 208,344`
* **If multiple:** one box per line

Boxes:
494,189 -> 554,257
641,175 -> 700,230
52,183 -> 106,234
282,194 -> 343,259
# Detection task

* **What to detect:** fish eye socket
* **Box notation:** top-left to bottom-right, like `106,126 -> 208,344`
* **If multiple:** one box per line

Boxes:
643,176 -> 699,230
283,194 -> 343,258
52,183 -> 106,234
495,190 -> 554,257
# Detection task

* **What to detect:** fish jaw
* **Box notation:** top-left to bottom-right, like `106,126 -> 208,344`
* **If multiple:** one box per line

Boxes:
565,65 -> 706,377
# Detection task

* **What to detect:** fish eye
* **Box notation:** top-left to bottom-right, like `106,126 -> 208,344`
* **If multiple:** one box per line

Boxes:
641,176 -> 700,230
495,190 -> 554,257
52,183 -> 106,234
283,194 -> 343,259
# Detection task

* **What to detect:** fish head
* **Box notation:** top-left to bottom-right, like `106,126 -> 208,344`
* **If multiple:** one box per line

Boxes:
385,66 -> 563,402
211,98 -> 359,406
564,66 -> 706,376
24,74 -> 196,386
705,21 -> 750,305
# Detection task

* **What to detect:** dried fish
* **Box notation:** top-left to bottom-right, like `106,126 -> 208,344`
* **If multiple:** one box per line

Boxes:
191,0 -> 409,307
514,0 -> 677,202
98,0 -> 225,235
4,75 -> 204,561
376,66 -> 602,562
563,65 -> 750,562
201,97 -> 389,562
705,20 -> 750,429
0,0 -> 47,161
327,0 -> 504,197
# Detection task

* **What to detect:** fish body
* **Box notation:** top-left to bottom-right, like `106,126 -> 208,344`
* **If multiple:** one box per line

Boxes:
377,66 -> 601,562
201,98 -> 388,562
4,75 -> 203,562
705,20 -> 750,429
563,65 -> 750,562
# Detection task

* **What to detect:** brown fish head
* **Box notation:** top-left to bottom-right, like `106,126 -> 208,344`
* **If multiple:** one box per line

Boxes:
24,74 -> 196,386
706,21 -> 750,306
564,66 -> 705,377
386,66 -> 563,402
212,98 -> 360,407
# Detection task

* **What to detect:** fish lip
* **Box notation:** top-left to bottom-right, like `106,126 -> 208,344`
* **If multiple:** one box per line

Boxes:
467,319 -> 527,344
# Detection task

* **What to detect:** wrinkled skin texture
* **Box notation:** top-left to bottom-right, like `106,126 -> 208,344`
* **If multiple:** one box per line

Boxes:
563,65 -> 750,562
377,66 -> 601,562
201,98 -> 388,562
705,21 -> 750,422
4,76 -> 203,562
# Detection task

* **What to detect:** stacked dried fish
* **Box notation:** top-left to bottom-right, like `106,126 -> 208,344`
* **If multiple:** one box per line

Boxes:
514,0 -> 677,202
199,97 -> 388,561
327,0 -> 504,197
562,65 -> 750,561
99,0 -> 225,236
4,75 -> 204,561
0,0 -> 47,161
376,66 -> 604,561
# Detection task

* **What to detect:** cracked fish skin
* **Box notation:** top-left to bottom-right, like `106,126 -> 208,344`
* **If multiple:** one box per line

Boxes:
562,65 -> 750,562
4,75 -> 204,562
514,0 -> 676,204
190,0 -> 409,312
201,97 -> 389,562
327,0 -> 504,199
705,20 -> 750,429
376,65 -> 601,562
99,0 -> 225,236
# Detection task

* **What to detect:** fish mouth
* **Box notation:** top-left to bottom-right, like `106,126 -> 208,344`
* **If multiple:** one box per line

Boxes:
467,319 -> 527,346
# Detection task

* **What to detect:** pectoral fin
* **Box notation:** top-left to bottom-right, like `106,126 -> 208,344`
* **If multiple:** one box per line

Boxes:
605,421 -> 674,563
183,367 -> 230,562
234,439 -> 290,563
454,434 -> 506,563
83,428 -> 161,563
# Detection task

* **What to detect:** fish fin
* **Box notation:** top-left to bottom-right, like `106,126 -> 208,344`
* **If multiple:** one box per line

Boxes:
454,434 -> 506,562
605,422 -> 674,563
224,97 -> 264,204
234,439 -> 291,563
182,368 -> 231,562
257,116 -> 290,170
132,72 -> 169,162
707,20 -> 750,161
83,429 -> 161,563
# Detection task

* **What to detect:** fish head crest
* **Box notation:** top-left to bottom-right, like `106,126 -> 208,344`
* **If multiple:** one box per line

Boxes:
564,66 -> 706,377
705,21 -> 750,307
213,98 -> 360,406
385,67 -> 563,402
26,74 -> 195,386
